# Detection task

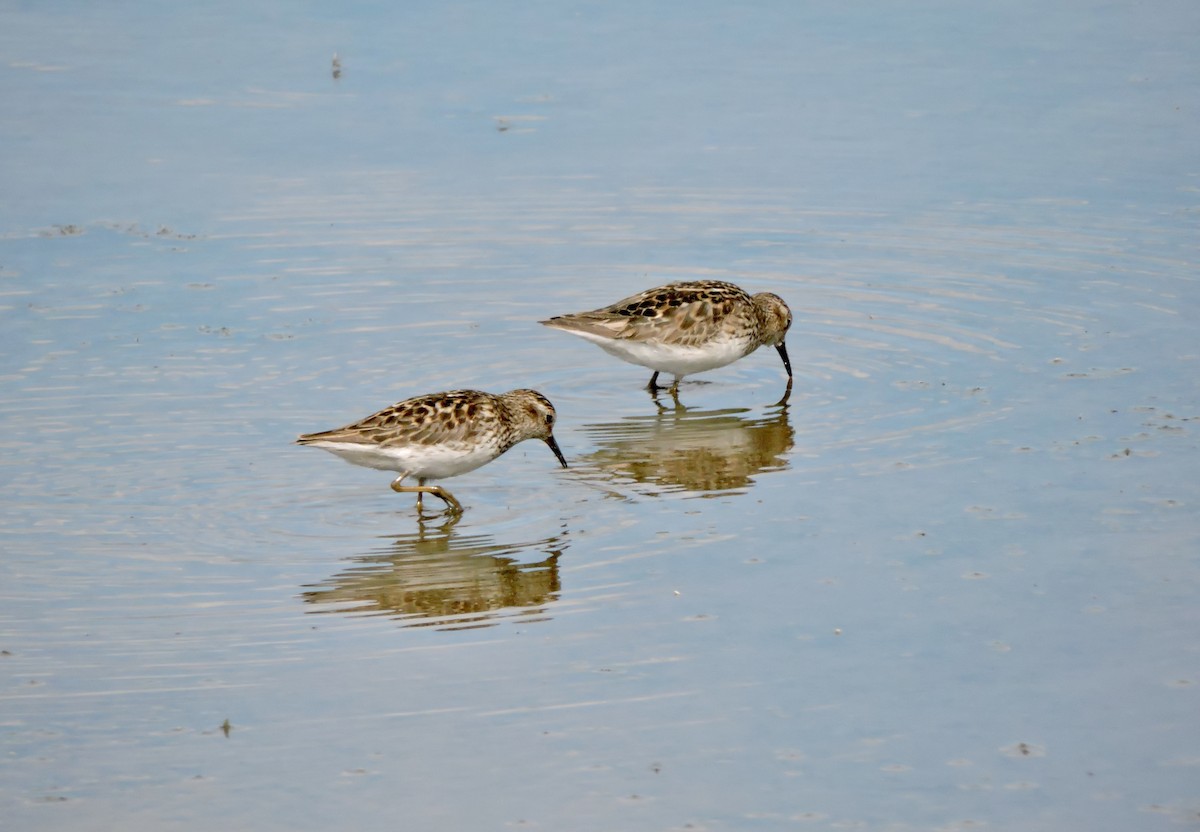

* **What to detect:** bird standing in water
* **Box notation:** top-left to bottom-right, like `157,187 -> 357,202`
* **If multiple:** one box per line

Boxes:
541,280 -> 792,398
298,389 -> 568,514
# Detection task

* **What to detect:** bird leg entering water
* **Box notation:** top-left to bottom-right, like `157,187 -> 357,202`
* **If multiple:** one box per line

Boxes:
390,476 -> 463,514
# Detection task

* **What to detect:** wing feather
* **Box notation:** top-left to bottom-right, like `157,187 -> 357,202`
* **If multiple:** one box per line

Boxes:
298,391 -> 497,447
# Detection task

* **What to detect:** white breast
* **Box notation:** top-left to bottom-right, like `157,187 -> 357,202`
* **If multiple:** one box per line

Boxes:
304,438 -> 504,480
590,334 -> 752,376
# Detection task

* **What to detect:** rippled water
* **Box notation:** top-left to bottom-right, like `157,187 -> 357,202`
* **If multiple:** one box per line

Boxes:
3,2 -> 1199,831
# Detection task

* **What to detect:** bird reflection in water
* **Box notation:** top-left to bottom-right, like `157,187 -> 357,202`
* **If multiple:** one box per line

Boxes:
580,400 -> 793,494
301,518 -> 566,631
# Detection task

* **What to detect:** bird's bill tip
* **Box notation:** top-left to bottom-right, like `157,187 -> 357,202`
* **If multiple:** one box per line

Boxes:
546,435 -> 569,468
776,341 -> 793,377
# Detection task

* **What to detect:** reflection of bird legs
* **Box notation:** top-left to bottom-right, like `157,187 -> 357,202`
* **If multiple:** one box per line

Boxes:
650,386 -> 686,413
414,510 -> 462,534
390,476 -> 463,514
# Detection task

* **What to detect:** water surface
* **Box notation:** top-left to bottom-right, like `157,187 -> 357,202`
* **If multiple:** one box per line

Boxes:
2,2 -> 1198,830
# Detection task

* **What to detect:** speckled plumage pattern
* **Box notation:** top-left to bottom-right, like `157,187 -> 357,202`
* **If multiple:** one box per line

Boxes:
298,389 -> 567,513
540,280 -> 793,394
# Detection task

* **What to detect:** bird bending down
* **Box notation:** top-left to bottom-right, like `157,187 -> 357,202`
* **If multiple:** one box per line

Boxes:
540,280 -> 792,397
297,389 -> 568,514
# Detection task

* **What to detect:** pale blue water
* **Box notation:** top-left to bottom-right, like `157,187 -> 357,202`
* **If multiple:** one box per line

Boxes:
2,2 -> 1198,830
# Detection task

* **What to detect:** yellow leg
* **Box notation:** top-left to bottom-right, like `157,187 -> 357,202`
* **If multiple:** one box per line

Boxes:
647,371 -> 684,397
390,477 -> 463,514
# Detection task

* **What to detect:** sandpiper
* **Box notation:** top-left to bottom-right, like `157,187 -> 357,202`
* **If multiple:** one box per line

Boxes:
540,280 -> 793,396
297,389 -> 568,514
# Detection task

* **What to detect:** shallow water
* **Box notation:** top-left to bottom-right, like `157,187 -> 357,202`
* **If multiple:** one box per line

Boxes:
3,2 -> 1199,830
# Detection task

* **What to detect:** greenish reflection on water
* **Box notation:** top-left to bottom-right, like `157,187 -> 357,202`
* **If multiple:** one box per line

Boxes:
301,522 -> 565,630
580,400 -> 793,495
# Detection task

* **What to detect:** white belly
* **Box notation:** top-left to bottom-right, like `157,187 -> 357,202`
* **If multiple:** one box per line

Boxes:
586,333 -> 752,376
305,439 -> 502,481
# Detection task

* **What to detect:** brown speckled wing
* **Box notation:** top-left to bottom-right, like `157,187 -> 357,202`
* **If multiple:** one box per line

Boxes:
300,391 -> 498,447
600,282 -> 749,347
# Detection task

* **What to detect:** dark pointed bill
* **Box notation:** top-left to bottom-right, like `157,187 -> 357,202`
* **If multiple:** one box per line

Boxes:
545,435 -> 569,468
775,342 -> 793,378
